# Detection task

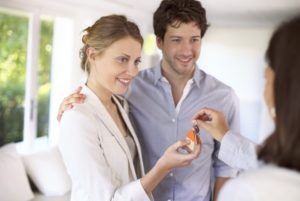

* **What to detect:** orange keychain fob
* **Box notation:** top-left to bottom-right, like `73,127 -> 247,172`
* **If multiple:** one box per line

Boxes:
185,125 -> 201,152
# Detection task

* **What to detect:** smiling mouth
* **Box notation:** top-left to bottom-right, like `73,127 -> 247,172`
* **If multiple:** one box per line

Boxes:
177,57 -> 193,64
117,78 -> 131,86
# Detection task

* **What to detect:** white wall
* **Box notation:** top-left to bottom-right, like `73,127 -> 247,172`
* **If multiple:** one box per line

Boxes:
199,26 -> 275,142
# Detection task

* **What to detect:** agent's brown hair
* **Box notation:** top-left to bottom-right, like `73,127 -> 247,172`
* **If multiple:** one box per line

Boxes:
258,15 -> 300,171
80,15 -> 143,74
153,0 -> 209,40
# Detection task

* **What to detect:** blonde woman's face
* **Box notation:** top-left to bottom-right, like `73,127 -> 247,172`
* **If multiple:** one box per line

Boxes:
88,37 -> 142,95
264,66 -> 275,117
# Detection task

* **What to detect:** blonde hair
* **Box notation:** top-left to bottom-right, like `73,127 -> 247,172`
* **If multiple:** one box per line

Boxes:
79,15 -> 143,74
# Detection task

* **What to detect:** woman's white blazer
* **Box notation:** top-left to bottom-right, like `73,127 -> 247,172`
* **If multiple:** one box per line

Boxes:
59,85 -> 151,201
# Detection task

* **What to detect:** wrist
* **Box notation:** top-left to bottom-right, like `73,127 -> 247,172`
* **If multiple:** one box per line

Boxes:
217,129 -> 229,142
155,158 -> 171,174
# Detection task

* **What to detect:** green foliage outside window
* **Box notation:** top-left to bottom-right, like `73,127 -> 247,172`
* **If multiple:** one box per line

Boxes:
0,13 -> 28,146
0,12 -> 53,146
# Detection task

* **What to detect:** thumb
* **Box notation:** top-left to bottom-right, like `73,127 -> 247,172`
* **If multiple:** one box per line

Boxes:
194,119 -> 212,131
174,139 -> 191,150
74,86 -> 83,93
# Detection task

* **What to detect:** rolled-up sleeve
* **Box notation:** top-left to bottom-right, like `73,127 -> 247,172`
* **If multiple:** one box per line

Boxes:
213,90 -> 240,178
213,141 -> 239,177
219,131 -> 258,170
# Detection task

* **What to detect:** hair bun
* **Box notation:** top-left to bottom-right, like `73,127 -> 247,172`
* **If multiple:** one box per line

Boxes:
82,26 -> 92,44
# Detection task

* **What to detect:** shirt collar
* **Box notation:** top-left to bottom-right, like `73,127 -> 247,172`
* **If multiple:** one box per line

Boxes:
193,66 -> 205,88
152,62 -> 204,88
153,63 -> 163,85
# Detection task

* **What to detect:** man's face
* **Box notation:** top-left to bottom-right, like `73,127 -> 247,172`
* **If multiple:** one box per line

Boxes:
157,22 -> 201,76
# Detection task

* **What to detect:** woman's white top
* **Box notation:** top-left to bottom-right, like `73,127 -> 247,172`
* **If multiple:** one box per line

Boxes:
218,165 -> 300,201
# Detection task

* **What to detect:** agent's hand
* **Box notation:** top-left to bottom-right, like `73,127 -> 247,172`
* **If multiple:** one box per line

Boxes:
57,86 -> 86,122
156,139 -> 201,172
192,108 -> 229,142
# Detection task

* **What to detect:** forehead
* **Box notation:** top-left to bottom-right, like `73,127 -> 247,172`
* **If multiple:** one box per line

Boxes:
165,22 -> 201,37
105,37 -> 142,55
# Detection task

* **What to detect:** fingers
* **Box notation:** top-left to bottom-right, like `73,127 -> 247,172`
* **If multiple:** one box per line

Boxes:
192,107 -> 226,128
66,86 -> 85,103
192,108 -> 229,142
193,119 -> 211,131
173,139 -> 190,149
175,140 -> 201,160
57,104 -> 74,122
65,87 -> 85,104
74,86 -> 83,93
57,86 -> 86,122
63,94 -> 85,105
57,113 -> 62,122
61,103 -> 74,112
192,108 -> 214,122
187,143 -> 201,159
161,139 -> 201,169
192,109 -> 207,119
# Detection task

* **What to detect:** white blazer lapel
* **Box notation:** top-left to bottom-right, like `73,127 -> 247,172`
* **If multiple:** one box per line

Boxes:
96,106 -> 134,168
112,95 -> 145,177
83,87 -> 133,168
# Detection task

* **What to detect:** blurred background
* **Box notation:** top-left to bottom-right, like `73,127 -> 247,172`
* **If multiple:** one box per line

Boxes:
1,0 -> 300,152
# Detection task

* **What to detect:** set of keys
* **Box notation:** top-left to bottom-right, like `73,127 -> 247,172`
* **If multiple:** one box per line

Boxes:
185,113 -> 212,152
185,124 -> 201,152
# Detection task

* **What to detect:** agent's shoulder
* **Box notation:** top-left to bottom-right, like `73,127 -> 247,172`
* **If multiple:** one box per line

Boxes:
232,165 -> 300,200
239,165 -> 300,182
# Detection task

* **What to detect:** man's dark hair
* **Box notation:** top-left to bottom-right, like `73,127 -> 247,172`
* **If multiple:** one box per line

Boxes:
153,0 -> 209,40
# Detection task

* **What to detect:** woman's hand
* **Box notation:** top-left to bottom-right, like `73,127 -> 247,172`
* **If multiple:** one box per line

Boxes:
192,108 -> 229,142
141,139 -> 201,193
57,86 -> 86,122
156,139 -> 201,172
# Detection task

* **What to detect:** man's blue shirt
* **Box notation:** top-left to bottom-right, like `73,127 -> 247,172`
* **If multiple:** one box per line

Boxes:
126,64 -> 240,201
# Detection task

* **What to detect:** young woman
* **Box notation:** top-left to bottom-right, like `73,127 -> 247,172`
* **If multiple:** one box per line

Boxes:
59,15 -> 200,201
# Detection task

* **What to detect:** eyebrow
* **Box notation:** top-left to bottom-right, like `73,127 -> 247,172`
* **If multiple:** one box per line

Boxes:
168,35 -> 201,38
118,53 -> 130,57
169,36 -> 181,39
117,53 -> 141,60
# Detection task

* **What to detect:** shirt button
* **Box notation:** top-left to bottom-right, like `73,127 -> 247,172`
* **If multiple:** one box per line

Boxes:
171,118 -> 176,122
169,172 -> 173,177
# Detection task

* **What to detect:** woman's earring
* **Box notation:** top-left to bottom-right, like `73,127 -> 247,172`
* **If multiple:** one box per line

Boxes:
270,107 -> 276,118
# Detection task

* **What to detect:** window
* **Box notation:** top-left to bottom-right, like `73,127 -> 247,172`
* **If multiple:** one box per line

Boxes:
141,33 -> 161,69
0,9 -> 53,146
0,11 -> 28,145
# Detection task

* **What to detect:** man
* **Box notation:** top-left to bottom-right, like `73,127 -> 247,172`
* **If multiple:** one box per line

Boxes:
125,1 -> 239,200
58,0 -> 240,200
